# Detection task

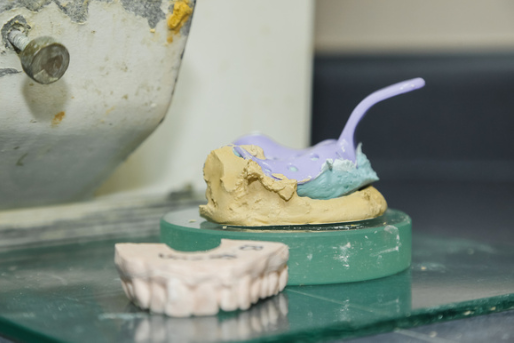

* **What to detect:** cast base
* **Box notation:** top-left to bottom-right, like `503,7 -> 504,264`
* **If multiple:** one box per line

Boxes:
160,208 -> 412,285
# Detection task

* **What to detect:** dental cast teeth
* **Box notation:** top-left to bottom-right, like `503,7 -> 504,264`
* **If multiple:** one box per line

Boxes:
115,239 -> 289,317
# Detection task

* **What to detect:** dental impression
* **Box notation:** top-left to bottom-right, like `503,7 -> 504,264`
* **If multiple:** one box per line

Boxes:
115,239 -> 289,317
200,78 -> 425,226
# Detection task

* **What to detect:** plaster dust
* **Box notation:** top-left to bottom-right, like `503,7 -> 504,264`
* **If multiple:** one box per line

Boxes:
199,146 -> 387,226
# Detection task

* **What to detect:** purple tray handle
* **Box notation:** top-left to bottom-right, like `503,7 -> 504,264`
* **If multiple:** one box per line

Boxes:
234,78 -> 425,183
338,77 -> 425,162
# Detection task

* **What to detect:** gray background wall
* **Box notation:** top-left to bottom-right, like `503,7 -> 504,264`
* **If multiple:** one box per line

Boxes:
312,1 -> 514,244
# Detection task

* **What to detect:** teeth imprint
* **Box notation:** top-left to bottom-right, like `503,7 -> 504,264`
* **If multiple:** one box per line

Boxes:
149,282 -> 166,313
259,276 -> 269,299
250,278 -> 261,304
268,272 -> 279,296
115,240 -> 289,317
221,286 -> 238,312
279,267 -> 288,291
237,276 -> 252,311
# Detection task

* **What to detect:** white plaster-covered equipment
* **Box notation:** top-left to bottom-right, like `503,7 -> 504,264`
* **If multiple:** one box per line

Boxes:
115,239 -> 289,317
0,0 -> 194,209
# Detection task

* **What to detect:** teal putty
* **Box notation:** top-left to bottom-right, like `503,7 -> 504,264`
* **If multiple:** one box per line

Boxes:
296,144 -> 378,200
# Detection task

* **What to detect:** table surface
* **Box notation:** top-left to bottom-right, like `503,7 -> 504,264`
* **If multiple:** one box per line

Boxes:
0,180 -> 513,342
0,226 -> 513,342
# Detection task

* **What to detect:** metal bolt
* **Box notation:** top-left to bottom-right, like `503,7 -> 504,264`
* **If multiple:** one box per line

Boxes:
8,30 -> 30,51
7,29 -> 70,85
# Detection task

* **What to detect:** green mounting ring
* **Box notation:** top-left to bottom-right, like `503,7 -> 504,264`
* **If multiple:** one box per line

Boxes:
160,208 -> 412,286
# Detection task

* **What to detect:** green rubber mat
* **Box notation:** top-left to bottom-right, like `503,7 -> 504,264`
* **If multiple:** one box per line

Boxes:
0,233 -> 513,343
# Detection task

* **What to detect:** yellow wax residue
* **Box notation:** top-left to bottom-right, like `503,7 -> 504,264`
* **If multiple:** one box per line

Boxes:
167,0 -> 193,43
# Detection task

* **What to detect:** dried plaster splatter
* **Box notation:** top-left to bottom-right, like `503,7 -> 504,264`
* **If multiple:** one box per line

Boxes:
333,242 -> 352,268
0,0 -> 176,28
167,0 -> 193,43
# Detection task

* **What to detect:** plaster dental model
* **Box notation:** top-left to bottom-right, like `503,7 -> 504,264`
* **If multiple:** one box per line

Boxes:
200,78 -> 425,226
115,239 -> 289,317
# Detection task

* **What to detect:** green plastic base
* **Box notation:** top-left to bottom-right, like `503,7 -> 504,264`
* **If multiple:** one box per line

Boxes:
160,208 -> 412,286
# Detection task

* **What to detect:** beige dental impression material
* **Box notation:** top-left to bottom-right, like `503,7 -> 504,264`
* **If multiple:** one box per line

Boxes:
200,146 -> 387,226
115,239 -> 289,317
